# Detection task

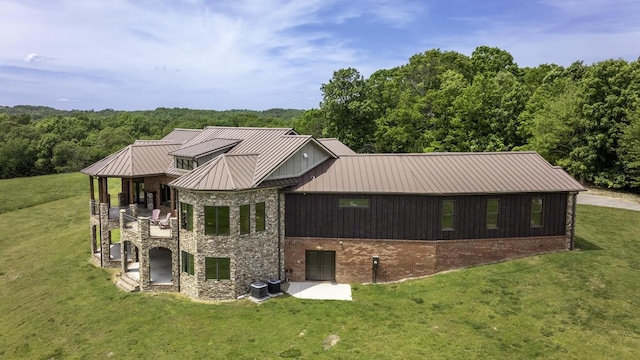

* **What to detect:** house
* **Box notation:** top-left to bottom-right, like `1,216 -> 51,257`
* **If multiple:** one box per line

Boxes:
81,126 -> 585,300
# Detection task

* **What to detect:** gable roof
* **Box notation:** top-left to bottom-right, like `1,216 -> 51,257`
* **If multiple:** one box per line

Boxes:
169,127 -> 338,190
290,152 -> 585,195
81,143 -> 180,177
317,138 -> 357,155
169,154 -> 258,190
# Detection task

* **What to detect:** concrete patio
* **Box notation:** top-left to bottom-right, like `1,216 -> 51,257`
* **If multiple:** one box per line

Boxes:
283,282 -> 352,301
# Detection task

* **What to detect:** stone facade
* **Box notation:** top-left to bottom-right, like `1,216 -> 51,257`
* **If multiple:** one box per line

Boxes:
177,187 -> 283,300
565,192 -> 578,250
284,235 -> 567,283
119,210 -> 180,293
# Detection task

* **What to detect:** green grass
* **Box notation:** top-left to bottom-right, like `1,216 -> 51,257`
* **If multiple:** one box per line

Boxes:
1,173 -> 639,359
0,173 -> 88,214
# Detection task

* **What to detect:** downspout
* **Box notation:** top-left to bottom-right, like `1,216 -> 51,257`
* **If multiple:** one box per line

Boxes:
570,192 -> 577,250
97,176 -> 103,266
277,190 -> 282,281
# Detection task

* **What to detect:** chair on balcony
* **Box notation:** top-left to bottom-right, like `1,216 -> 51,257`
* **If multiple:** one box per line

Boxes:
159,213 -> 171,229
150,209 -> 161,225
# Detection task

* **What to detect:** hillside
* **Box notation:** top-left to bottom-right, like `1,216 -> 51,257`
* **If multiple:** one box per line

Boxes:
0,174 -> 639,359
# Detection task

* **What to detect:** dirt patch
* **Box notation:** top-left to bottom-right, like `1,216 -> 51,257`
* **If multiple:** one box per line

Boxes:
323,334 -> 340,350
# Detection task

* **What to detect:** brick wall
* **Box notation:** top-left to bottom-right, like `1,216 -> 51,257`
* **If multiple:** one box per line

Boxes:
284,236 -> 567,283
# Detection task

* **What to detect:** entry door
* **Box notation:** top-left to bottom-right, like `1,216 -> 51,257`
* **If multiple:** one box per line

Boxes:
305,250 -> 335,281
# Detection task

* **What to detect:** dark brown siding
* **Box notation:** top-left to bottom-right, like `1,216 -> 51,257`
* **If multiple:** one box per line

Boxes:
284,193 -> 567,240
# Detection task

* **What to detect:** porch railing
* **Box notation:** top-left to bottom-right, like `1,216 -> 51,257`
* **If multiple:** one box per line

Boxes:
122,213 -> 138,230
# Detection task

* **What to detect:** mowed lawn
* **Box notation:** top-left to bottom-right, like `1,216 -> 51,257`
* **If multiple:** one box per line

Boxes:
0,174 -> 639,359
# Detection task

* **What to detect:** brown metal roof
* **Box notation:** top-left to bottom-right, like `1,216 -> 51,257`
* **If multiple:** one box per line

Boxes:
161,128 -> 202,144
290,152 -> 586,194
169,154 -> 258,190
169,138 -> 241,158
317,138 -> 357,155
81,143 -> 179,177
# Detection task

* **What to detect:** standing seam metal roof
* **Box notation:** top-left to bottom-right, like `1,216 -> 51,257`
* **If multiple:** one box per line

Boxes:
81,143 -> 180,177
290,152 -> 585,194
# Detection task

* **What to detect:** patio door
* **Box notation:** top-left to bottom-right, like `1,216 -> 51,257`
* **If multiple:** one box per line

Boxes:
305,250 -> 335,281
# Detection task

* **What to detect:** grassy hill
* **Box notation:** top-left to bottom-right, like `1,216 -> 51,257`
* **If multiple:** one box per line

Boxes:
1,174 -> 639,359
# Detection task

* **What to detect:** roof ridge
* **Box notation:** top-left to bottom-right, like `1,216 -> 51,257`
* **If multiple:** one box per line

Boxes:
338,151 -> 538,157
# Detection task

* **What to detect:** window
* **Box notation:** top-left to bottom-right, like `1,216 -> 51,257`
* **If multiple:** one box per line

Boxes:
442,200 -> 454,231
176,157 -> 194,170
486,199 -> 500,229
339,198 -> 369,208
240,204 -> 250,234
205,257 -> 231,280
205,206 -> 230,235
181,251 -> 194,275
531,198 -> 543,227
255,202 -> 265,232
180,202 -> 193,231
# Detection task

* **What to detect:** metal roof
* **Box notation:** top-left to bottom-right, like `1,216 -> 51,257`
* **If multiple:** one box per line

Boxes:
169,127 -> 337,189
317,138 -> 357,155
290,152 -> 586,195
81,143 -> 179,177
169,138 -> 241,158
161,128 -> 202,144
169,154 -> 258,190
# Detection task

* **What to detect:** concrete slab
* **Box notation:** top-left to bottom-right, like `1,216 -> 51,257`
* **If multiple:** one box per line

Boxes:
283,282 -> 352,301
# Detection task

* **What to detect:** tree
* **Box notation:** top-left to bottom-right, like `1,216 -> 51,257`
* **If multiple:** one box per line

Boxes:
320,68 -> 376,152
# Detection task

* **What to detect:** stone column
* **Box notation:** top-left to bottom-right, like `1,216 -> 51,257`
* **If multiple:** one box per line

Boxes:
565,192 -> 577,250
100,203 -> 111,267
147,192 -> 154,210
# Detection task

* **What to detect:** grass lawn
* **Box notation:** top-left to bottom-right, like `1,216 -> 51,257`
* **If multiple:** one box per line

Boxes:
1,173 -> 639,359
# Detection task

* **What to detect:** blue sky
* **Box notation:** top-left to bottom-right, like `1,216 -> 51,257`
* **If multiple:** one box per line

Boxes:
1,0 -> 639,111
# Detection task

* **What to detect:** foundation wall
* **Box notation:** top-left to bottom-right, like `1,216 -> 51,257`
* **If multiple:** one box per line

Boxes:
284,235 -> 567,283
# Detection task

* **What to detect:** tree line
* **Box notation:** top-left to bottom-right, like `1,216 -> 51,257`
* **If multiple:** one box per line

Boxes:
0,107 -> 302,179
2,45 -> 639,192
293,46 -> 640,191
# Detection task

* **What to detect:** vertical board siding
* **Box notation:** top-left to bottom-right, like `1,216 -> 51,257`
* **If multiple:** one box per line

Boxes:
284,192 -> 568,240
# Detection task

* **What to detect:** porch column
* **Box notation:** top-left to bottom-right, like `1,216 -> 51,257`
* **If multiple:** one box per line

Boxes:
128,178 -> 134,205
98,177 -> 109,204
89,176 -> 95,201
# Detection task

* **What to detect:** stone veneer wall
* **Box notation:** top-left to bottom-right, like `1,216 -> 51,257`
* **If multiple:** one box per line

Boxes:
284,235 -> 567,283
178,187 -> 282,300
565,192 -> 578,250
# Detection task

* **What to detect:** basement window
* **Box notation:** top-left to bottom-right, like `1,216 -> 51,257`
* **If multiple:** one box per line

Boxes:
181,251 -> 195,276
339,198 -> 369,208
206,257 -> 231,281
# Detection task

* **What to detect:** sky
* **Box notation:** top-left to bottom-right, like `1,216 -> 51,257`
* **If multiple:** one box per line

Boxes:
1,0 -> 639,111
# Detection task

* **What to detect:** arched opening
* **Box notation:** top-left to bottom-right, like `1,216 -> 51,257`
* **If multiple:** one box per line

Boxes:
125,244 -> 140,281
109,229 -> 121,261
150,247 -> 172,284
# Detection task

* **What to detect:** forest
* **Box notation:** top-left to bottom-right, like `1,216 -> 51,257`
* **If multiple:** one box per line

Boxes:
295,46 -> 640,191
1,46 -> 639,191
